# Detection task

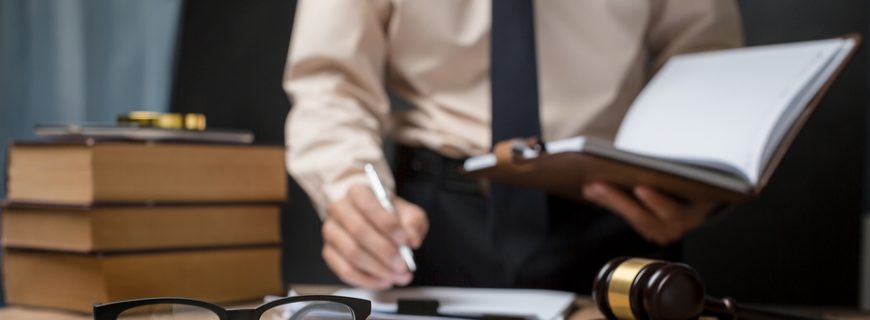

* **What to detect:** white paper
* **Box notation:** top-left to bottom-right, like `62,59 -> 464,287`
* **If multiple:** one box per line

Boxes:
331,287 -> 575,320
614,38 -> 849,184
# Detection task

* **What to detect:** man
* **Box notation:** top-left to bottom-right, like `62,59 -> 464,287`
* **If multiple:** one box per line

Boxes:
284,0 -> 743,293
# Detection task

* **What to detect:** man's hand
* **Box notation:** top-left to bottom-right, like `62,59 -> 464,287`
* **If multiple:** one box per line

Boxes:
322,184 -> 429,290
583,182 -> 715,246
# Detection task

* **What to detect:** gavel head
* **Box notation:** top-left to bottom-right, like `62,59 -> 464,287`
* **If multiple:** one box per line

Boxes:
592,257 -> 705,320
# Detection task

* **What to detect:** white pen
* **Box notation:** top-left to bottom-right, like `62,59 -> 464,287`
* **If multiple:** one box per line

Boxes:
364,163 -> 417,272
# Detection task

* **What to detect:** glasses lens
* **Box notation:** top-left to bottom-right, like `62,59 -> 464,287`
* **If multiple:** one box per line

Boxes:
117,303 -> 219,320
260,300 -> 354,320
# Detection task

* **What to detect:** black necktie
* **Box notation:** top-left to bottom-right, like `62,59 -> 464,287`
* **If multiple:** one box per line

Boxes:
490,0 -> 549,280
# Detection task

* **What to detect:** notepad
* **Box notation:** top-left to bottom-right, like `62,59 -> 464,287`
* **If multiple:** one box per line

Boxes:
463,35 -> 859,203
614,37 -> 854,185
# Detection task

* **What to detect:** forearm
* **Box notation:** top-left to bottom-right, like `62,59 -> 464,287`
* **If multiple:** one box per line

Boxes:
283,0 -> 393,217
285,98 -> 394,217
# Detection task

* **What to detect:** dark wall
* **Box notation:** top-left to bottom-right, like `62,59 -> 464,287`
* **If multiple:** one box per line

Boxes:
169,0 -> 869,306
169,0 -> 339,285
684,0 -> 868,307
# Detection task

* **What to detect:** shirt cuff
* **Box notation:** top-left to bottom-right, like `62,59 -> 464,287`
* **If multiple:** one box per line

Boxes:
317,161 -> 396,219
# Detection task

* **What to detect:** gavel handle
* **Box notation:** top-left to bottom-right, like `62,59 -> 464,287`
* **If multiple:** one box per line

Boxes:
704,296 -> 825,320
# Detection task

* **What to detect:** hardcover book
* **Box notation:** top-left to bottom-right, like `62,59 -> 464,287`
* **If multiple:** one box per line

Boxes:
3,246 -> 283,313
2,203 -> 281,252
6,140 -> 287,205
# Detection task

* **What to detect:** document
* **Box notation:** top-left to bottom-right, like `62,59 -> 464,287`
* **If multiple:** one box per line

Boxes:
333,287 -> 575,320
271,287 -> 576,320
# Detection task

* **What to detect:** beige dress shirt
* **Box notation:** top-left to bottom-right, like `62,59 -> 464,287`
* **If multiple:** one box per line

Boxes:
284,0 -> 744,215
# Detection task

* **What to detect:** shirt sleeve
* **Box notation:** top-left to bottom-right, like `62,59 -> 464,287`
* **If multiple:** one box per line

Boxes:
646,0 -> 745,71
283,0 -> 394,218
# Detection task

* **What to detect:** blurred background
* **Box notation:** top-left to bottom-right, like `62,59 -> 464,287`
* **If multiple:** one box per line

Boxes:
1,0 -> 869,308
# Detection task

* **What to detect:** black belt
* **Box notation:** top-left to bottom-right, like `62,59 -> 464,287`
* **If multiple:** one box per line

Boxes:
395,146 -> 487,196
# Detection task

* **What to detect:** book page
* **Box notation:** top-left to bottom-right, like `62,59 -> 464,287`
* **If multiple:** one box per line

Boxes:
614,38 -> 847,185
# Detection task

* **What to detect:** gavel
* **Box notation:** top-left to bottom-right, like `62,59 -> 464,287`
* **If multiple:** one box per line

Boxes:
592,257 -> 823,320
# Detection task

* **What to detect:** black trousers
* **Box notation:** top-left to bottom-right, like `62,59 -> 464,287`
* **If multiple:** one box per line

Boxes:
396,146 -> 679,294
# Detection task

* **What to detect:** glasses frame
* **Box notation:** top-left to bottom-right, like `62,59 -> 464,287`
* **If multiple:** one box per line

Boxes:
93,295 -> 371,320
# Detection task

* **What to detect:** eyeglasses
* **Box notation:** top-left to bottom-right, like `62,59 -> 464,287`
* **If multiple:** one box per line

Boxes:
93,295 -> 371,320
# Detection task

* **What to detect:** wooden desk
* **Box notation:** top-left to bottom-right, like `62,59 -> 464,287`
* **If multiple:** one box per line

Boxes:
1,285 -> 867,320
0,297 -> 604,320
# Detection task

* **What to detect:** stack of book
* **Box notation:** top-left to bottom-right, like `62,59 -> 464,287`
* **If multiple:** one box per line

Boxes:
2,140 -> 287,313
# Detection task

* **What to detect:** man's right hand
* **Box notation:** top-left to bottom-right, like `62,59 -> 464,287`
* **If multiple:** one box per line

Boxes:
322,184 -> 429,289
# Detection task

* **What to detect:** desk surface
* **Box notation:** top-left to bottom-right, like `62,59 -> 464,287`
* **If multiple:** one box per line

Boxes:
1,285 -> 867,320
0,295 -> 603,320
0,298 -> 602,320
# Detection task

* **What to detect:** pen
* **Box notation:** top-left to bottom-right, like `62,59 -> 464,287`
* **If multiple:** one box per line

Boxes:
364,163 -> 417,273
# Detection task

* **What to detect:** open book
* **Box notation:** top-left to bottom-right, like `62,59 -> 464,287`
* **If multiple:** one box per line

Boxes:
463,35 -> 860,203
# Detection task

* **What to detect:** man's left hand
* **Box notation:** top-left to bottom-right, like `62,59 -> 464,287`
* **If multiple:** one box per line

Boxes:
583,182 -> 716,246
